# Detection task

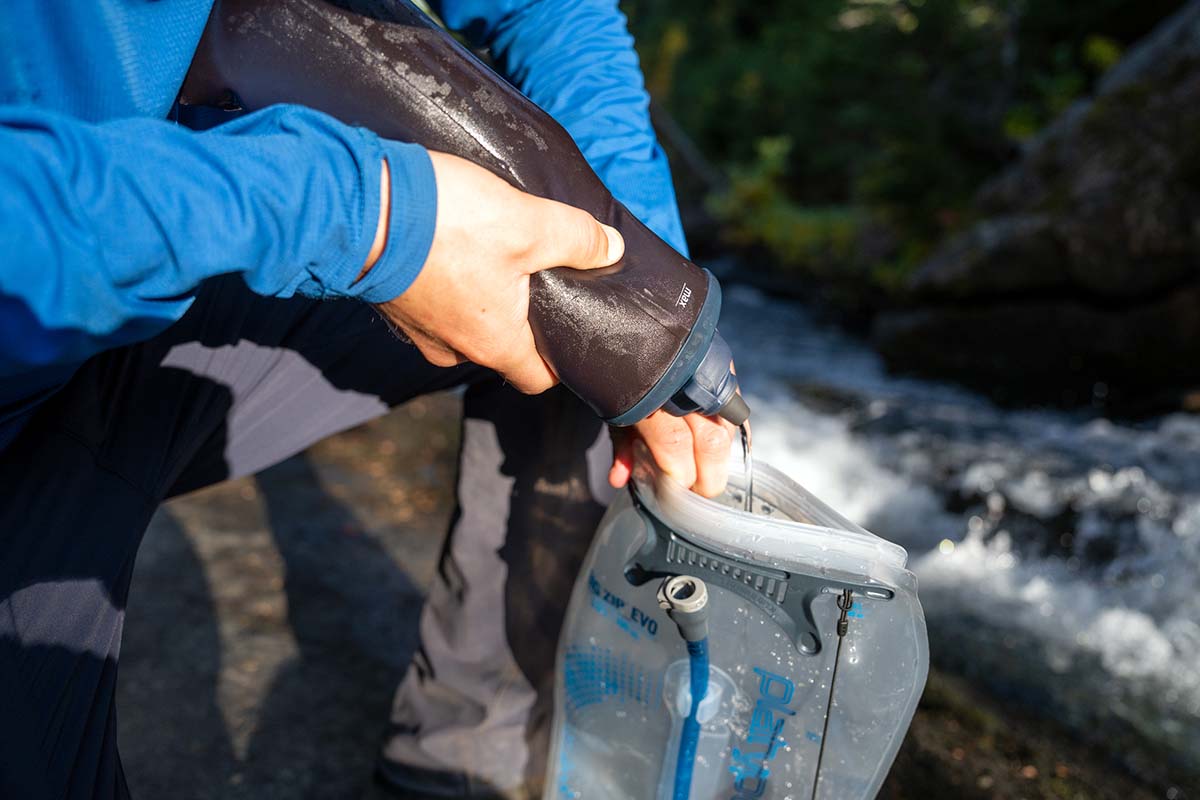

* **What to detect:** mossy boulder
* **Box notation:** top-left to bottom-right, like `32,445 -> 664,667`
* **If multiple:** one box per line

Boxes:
875,1 -> 1200,410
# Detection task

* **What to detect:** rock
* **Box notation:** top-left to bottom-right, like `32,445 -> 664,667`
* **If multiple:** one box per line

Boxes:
876,283 -> 1200,409
875,0 -> 1200,409
904,214 -> 1067,299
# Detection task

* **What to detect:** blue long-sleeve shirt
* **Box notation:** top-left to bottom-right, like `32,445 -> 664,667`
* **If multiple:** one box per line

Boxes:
0,0 -> 687,449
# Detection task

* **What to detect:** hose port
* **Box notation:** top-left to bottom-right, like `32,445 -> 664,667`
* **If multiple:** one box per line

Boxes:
662,575 -> 706,610
658,575 -> 710,642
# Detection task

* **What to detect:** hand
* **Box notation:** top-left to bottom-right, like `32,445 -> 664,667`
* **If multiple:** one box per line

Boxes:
608,409 -> 737,498
373,151 -> 625,393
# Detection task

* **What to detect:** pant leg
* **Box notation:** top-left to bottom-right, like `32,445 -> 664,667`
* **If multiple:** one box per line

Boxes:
0,276 -> 475,800
381,379 -> 615,797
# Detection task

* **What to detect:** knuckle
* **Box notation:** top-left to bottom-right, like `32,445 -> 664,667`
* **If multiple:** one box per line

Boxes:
555,206 -> 600,265
508,233 -> 536,264
508,372 -> 554,396
697,424 -> 732,454
579,217 -> 607,262
662,424 -> 691,453
494,211 -> 535,260
642,424 -> 693,479
465,340 -> 501,368
419,345 -> 458,368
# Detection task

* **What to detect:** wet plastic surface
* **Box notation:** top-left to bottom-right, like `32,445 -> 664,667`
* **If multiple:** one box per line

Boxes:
547,446 -> 929,799
181,0 -> 730,422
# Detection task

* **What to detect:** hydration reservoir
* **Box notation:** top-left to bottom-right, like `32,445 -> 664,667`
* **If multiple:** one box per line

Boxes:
547,445 -> 929,799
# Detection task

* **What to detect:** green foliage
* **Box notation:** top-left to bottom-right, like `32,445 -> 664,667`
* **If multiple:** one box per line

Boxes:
624,0 -> 1181,294
1083,34 -> 1124,72
708,136 -> 862,271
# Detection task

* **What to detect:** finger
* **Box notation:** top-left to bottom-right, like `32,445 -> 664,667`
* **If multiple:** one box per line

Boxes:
492,324 -> 558,395
393,324 -> 464,368
635,410 -> 697,489
414,337 -> 464,369
522,198 -> 624,273
608,427 -> 635,489
685,413 -> 734,498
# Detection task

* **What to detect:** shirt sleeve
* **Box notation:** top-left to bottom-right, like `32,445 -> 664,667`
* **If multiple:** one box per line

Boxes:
431,0 -> 689,257
0,103 -> 436,376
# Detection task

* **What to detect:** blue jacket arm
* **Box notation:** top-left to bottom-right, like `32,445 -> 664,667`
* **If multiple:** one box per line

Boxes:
432,0 -> 689,256
0,103 -> 435,378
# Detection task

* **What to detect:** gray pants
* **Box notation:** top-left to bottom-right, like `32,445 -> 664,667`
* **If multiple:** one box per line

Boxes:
0,275 -> 610,799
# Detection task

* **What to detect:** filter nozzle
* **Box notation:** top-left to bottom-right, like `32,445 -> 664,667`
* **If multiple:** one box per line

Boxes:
664,332 -> 749,425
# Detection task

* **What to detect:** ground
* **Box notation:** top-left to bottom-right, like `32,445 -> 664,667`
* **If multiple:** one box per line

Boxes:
117,392 -> 1173,799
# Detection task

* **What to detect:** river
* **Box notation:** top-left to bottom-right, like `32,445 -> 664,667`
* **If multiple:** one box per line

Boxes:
718,283 -> 1200,785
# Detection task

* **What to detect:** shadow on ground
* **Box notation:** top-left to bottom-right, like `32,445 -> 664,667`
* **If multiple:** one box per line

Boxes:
118,394 -> 459,800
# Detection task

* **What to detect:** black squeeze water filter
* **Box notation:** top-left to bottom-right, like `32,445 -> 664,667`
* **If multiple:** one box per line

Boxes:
180,0 -> 749,426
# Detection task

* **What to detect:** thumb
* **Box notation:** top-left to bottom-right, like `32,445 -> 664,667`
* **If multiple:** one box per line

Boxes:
525,198 -> 625,273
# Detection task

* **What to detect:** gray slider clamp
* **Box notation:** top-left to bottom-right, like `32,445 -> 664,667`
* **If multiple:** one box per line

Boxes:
624,493 -> 894,656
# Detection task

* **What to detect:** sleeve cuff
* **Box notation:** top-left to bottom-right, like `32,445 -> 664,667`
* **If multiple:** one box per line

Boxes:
351,140 -> 438,304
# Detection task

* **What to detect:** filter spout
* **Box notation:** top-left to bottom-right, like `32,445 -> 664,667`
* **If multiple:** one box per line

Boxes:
663,332 -> 750,425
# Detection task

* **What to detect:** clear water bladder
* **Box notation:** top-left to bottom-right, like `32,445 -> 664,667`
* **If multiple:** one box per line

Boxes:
546,445 -> 929,799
